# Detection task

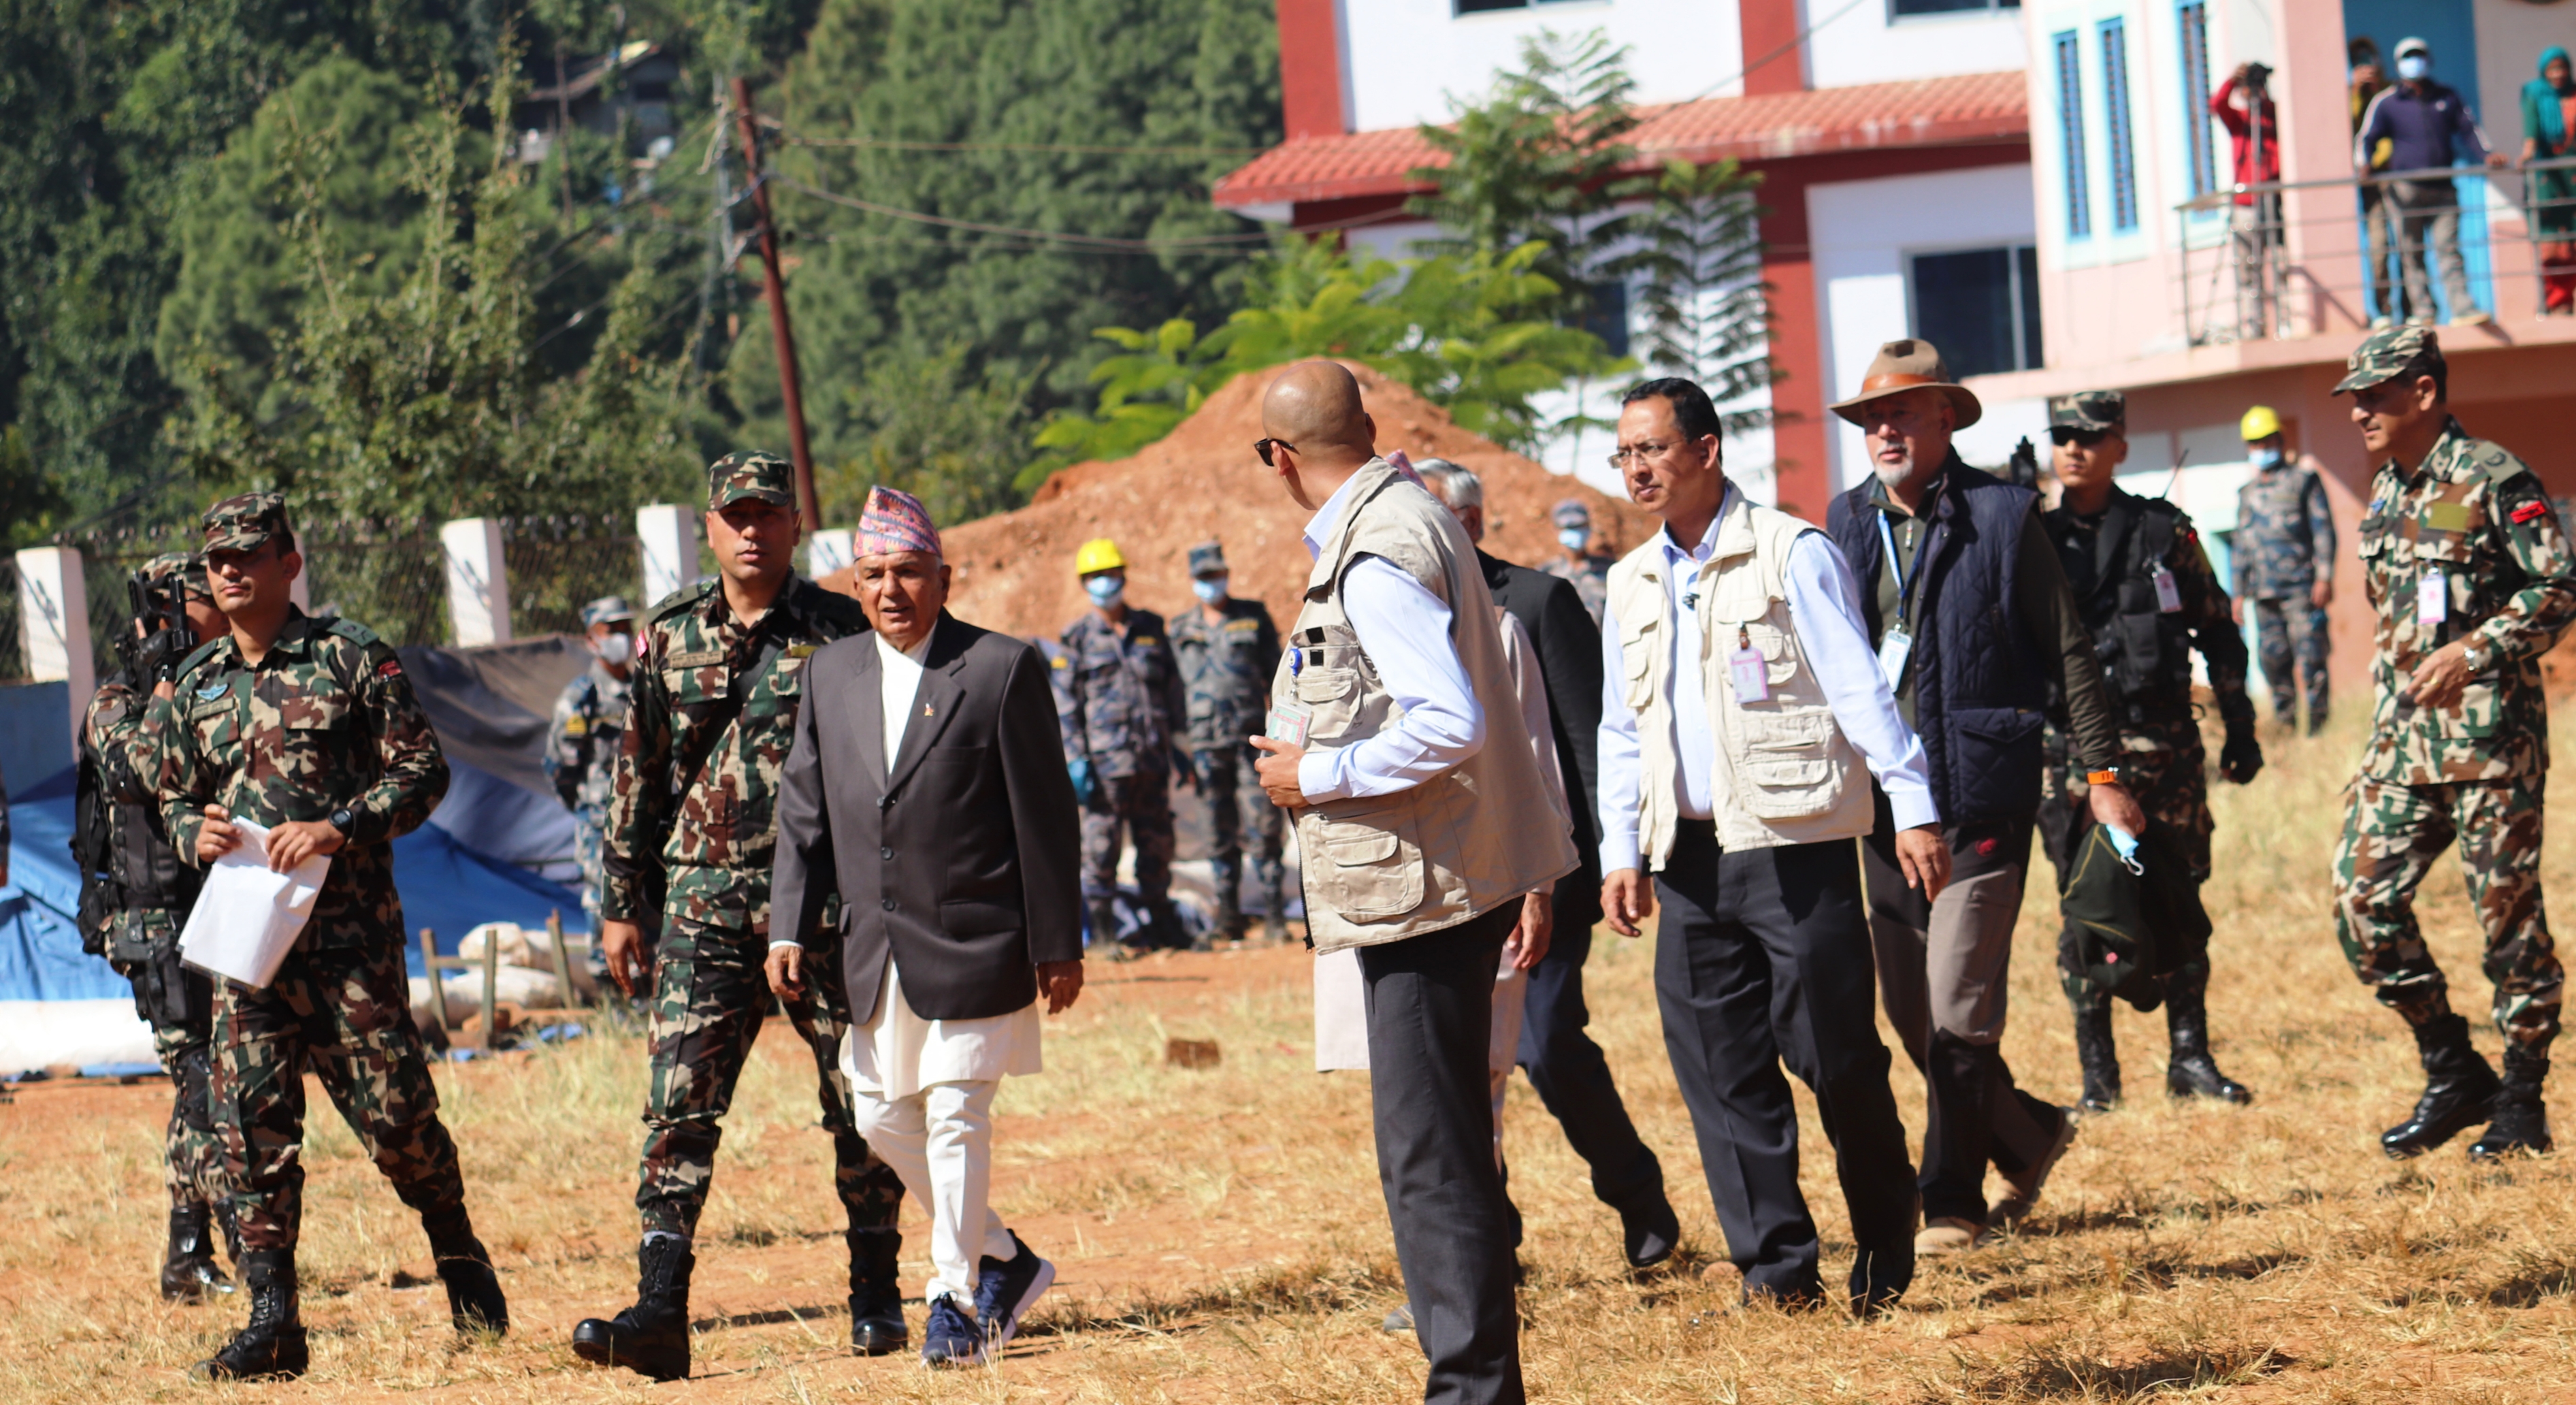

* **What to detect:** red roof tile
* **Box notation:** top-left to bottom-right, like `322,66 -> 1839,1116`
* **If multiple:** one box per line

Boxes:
1213,71 -> 2028,210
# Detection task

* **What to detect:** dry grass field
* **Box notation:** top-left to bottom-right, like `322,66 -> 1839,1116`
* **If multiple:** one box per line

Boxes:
4,711 -> 2574,1402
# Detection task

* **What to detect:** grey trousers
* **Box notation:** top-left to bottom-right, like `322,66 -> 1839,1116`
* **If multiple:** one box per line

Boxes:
2391,179 -> 2477,318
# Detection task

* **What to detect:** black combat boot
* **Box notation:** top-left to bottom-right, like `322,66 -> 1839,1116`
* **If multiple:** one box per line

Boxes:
1213,886 -> 1245,945
161,1200 -> 235,1302
2468,1047 -> 2554,1161
847,1227 -> 907,1356
2071,999 -> 2121,1114
2164,981 -> 2253,1104
2382,1014 -> 2503,1158
1090,900 -> 1132,960
425,1214 -> 509,1336
572,1236 -> 696,1380
191,1249 -> 308,1381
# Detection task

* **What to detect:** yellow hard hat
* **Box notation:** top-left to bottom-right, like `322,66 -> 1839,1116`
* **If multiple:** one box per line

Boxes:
1073,538 -> 1126,576
2240,404 -> 2283,442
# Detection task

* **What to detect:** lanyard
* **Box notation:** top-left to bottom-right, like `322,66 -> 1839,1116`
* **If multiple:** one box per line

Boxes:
1876,510 -> 1924,626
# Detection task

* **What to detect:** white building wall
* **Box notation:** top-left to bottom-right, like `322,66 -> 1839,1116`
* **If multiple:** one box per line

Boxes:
1804,1 -> 2028,91
1810,163 -> 2049,489
1342,0 -> 1748,132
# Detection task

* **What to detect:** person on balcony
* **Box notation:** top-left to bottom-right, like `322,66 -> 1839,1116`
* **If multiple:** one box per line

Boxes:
2214,63 -> 2283,338
2355,37 -> 2510,326
2521,47 -> 2576,314
2351,40 -> 2402,327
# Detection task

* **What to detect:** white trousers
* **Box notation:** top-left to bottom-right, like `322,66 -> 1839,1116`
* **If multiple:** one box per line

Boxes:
847,1078 -> 1017,1310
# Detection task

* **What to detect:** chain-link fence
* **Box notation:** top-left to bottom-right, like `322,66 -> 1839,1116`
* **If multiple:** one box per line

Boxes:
303,520 -> 451,648
504,517 -> 645,638
71,529 -> 202,682
0,556 -> 25,683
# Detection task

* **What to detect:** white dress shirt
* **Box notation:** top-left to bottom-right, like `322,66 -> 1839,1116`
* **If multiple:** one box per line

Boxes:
1598,487 -> 1938,874
1293,468 -> 1487,801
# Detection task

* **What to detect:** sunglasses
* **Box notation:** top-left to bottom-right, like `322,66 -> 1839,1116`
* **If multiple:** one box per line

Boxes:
2050,427 -> 2115,447
1253,438 -> 1296,467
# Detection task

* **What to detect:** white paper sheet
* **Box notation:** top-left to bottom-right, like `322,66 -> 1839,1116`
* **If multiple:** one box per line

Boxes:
177,818 -> 332,989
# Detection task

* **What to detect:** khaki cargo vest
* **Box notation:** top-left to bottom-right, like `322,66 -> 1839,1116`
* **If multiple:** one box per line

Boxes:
1607,491 -> 1876,867
1273,459 -> 1578,953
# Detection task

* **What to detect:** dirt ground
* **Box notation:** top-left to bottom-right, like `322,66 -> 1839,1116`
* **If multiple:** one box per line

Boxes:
7,715 -> 2576,1402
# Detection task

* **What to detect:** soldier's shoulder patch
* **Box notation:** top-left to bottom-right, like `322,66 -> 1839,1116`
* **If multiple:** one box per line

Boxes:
2513,500 -> 2551,524
2471,440 -> 2531,483
375,657 -> 404,679
323,617 -> 384,648
1050,653 -> 1071,669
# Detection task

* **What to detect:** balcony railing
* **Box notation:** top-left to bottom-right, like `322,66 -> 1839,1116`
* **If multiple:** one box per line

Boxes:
2176,156 -> 2576,348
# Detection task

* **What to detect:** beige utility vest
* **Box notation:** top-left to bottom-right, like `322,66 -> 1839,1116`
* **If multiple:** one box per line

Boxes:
1607,492 -> 1875,867
1273,459 -> 1579,953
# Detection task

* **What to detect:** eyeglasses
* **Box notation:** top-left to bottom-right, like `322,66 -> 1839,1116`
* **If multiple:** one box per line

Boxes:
1605,440 -> 1684,470
1253,438 -> 1296,467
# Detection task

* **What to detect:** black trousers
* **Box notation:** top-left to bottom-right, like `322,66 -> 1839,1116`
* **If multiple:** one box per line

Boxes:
1654,822 -> 1917,1306
1359,902 -> 1525,1405
1513,923 -> 1669,1215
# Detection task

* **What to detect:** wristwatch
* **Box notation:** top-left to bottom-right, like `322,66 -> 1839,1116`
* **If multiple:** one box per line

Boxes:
329,807 -> 355,835
2085,768 -> 2121,786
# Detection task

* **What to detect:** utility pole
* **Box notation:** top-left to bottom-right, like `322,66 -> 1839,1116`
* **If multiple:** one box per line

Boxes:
729,76 -> 821,528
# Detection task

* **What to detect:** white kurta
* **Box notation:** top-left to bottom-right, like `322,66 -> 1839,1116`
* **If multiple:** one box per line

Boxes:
842,624 -> 1044,1103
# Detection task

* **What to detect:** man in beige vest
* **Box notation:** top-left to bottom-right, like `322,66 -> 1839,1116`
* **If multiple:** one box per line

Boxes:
1598,377 -> 1946,1315
1250,363 -> 1576,1405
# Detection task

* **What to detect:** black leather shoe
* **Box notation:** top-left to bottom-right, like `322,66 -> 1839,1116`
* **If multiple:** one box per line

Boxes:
191,1250 -> 308,1382
2468,1049 -> 2554,1161
2383,1014 -> 2502,1159
161,1203 -> 235,1303
438,1250 -> 510,1336
847,1227 -> 907,1356
1620,1193 -> 1681,1272
2164,984 -> 2251,1105
2071,998 -> 2122,1113
572,1236 -> 695,1381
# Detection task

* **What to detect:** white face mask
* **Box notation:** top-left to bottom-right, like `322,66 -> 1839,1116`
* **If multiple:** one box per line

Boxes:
593,631 -> 634,662
1559,528 -> 1591,553
2248,445 -> 2283,470
2396,54 -> 2429,81
1192,576 -> 1228,603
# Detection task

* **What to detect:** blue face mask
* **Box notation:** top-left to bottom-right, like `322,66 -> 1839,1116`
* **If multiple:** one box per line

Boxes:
2248,445 -> 2283,470
1559,528 -> 1591,553
1085,575 -> 1125,608
1192,576 -> 1227,604
2396,54 -> 2429,82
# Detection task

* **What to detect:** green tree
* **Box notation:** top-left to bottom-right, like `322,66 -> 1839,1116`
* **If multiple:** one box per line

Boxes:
821,344 -> 1034,528
1609,157 -> 1774,432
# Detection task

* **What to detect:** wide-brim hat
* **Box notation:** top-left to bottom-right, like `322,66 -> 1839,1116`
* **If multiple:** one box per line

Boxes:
1829,338 -> 1984,430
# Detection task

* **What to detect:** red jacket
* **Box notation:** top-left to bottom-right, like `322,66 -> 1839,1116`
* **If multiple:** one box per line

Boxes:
2212,76 -> 2282,204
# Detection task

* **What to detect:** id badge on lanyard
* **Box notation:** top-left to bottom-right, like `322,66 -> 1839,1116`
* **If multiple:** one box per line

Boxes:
1727,626 -> 1770,703
2417,570 -> 2448,626
2150,563 -> 2182,614
1876,512 -> 1920,690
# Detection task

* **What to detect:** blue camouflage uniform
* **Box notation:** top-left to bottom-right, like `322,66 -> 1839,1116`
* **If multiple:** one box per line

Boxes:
1058,607 -> 1188,947
544,596 -> 638,941
1168,545 -> 1284,939
2234,459 -> 2336,730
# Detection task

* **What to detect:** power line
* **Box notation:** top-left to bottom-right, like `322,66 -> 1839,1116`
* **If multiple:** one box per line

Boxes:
774,127 -> 1264,158
771,174 -> 1273,250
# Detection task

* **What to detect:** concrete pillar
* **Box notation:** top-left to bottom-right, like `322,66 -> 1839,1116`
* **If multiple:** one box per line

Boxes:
638,504 -> 695,604
14,546 -> 93,745
439,517 -> 512,647
807,528 -> 855,581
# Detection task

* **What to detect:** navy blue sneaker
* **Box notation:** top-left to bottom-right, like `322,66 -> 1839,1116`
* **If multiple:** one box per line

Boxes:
920,1294 -> 983,1368
972,1231 -> 1056,1358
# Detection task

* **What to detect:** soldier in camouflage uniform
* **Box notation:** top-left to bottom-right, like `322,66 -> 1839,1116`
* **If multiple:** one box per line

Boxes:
1543,498 -> 1614,626
1168,541 -> 1285,942
2231,405 -> 2338,734
1060,539 -> 1191,953
153,494 -> 505,1381
2033,392 -> 2266,1115
2330,327 -> 2576,1162
576,453 -> 907,1383
544,594 -> 637,958
79,553 -> 236,1302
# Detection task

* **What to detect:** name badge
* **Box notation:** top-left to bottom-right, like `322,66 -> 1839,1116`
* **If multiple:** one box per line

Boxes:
1728,646 -> 1770,704
1876,626 -> 1914,690
2151,564 -> 2182,614
1267,699 -> 1312,747
2417,572 -> 2448,626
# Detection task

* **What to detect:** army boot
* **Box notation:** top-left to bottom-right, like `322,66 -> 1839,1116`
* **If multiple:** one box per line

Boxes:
1213,884 -> 1245,945
847,1227 -> 907,1356
425,1212 -> 509,1336
2382,1014 -> 2503,1158
161,1199 -> 234,1302
2468,1047 -> 2554,1161
2164,981 -> 2253,1104
191,1249 -> 308,1382
572,1236 -> 695,1380
2070,999 -> 2121,1114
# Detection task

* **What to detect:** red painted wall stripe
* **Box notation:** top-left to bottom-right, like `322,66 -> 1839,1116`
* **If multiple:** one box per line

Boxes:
1278,0 -> 1345,140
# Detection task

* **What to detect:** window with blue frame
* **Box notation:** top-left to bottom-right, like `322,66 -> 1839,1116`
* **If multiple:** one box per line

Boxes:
2178,3 -> 2217,199
2055,31 -> 2091,238
2102,18 -> 2138,231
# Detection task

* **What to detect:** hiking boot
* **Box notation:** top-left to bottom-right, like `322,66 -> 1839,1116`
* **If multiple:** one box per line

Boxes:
2071,998 -> 2122,1114
2165,982 -> 2252,1105
847,1227 -> 907,1357
2383,1014 -> 2502,1159
190,1250 -> 307,1382
572,1236 -> 695,1381
161,1201 -> 234,1303
2468,1048 -> 2554,1161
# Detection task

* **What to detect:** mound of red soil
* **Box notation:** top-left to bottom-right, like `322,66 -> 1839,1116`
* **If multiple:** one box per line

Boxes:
821,361 -> 1654,641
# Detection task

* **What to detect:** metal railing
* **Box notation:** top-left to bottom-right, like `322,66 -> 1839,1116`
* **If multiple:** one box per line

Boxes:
2176,155 -> 2576,347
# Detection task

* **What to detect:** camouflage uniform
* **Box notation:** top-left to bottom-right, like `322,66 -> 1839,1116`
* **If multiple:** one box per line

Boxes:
1544,498 -> 1614,625
2234,459 -> 2337,730
545,597 -> 636,931
1169,546 -> 1284,939
600,453 -> 902,1242
150,496 -> 480,1257
1058,604 -> 1186,943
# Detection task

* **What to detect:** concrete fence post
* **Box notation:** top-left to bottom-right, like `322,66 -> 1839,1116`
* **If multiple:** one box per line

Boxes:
637,504 -> 694,605
807,528 -> 855,581
440,517 -> 512,647
15,546 -> 93,745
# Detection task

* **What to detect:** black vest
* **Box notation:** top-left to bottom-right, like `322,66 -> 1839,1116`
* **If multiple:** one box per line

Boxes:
2044,491 -> 2193,721
1829,459 -> 2050,826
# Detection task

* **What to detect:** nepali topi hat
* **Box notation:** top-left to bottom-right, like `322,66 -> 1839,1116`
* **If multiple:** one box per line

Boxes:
1829,338 -> 1983,430
858,485 -> 941,558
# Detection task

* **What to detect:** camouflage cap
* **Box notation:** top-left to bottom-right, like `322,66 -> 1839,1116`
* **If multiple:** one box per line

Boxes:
143,551 -> 212,600
1186,540 -> 1228,577
1552,498 -> 1593,529
706,451 -> 797,510
201,492 -> 292,553
581,595 -> 635,628
2334,324 -> 2441,393
2048,390 -> 2127,434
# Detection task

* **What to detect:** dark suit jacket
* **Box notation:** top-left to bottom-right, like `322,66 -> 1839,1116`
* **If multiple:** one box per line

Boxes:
770,612 -> 1083,1023
1478,549 -> 1605,932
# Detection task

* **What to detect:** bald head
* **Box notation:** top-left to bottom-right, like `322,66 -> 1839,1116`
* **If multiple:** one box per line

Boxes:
1262,362 -> 1375,459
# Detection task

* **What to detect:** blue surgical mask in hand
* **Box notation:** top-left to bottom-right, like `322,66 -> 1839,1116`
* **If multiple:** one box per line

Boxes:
1192,575 -> 1228,604
2248,445 -> 2282,470
2105,824 -> 2143,873
1559,528 -> 1590,553
2396,54 -> 2428,81
1085,575 -> 1126,608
